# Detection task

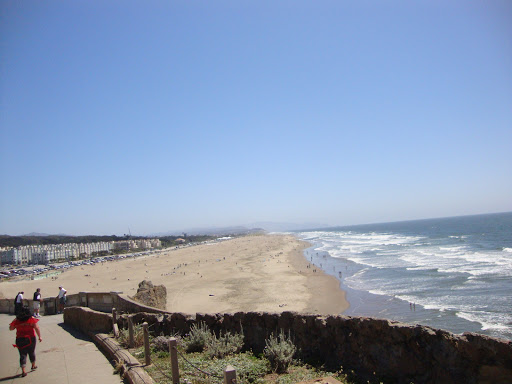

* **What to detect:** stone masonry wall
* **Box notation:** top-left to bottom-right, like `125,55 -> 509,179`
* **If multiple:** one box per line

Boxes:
5,291 -> 507,384
65,306 -> 113,334
114,310 -> 512,384
0,292 -> 162,315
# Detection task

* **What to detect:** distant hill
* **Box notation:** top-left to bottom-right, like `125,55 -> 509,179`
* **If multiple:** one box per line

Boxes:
152,226 -> 264,237
23,232 -> 51,237
249,222 -> 329,232
151,222 -> 329,236
23,232 -> 70,237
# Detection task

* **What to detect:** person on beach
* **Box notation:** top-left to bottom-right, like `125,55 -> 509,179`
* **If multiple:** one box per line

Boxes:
32,289 -> 42,318
14,292 -> 24,316
57,286 -> 67,314
10,307 -> 42,377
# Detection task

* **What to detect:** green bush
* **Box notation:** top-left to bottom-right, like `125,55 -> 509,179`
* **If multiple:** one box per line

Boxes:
264,331 -> 297,373
182,322 -> 212,353
206,330 -> 244,358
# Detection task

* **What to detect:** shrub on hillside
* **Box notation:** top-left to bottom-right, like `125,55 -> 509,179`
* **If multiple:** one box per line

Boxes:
264,330 -> 297,373
182,322 -> 212,353
151,336 -> 170,352
206,330 -> 244,358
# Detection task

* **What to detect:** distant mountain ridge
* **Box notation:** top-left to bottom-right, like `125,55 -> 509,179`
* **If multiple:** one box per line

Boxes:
9,222 -> 328,239
23,232 -> 63,237
150,222 -> 328,237
249,222 -> 329,232
151,226 -> 264,237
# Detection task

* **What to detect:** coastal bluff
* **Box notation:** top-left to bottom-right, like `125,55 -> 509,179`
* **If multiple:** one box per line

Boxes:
59,294 -> 511,384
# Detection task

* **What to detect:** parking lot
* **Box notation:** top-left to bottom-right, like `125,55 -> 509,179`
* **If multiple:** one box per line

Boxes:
0,249 -> 166,280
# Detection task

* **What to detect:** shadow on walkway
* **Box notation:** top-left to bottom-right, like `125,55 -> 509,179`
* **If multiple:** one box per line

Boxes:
57,321 -> 91,342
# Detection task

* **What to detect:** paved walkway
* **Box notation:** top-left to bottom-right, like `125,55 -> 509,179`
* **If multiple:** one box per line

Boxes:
0,313 -> 124,384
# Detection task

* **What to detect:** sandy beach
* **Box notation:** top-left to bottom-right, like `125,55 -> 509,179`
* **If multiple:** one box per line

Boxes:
0,235 -> 348,315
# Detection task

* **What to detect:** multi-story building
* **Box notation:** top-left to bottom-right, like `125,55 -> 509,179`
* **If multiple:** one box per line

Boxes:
149,239 -> 162,248
78,241 -> 113,256
113,240 -> 136,251
0,238 -> 161,265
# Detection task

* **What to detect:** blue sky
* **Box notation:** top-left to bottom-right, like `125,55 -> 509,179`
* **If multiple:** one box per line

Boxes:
1,1 -> 511,235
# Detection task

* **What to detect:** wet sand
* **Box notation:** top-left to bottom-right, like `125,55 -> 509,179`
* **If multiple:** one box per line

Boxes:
0,235 -> 349,315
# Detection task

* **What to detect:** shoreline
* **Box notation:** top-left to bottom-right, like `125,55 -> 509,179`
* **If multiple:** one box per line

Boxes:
0,234 -> 349,315
288,238 -> 349,314
297,233 -> 512,341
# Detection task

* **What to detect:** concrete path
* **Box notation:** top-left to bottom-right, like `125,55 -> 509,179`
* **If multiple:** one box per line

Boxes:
0,313 -> 124,384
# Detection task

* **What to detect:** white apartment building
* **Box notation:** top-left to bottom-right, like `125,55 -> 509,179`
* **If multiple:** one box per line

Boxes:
149,238 -> 161,248
78,242 -> 114,256
0,239 -> 161,265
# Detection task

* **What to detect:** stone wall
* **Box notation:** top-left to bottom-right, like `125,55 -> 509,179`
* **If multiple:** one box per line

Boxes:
65,306 -> 114,334
115,311 -> 512,384
0,296 -> 57,316
4,292 -> 509,384
0,292 -> 124,315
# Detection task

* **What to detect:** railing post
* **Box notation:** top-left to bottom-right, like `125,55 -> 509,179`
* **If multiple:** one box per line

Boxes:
112,308 -> 119,338
128,315 -> 134,348
224,365 -> 237,384
169,337 -> 179,384
143,322 -> 151,366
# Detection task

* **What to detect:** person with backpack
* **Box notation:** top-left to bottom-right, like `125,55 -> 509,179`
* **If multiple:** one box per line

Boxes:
10,307 -> 42,377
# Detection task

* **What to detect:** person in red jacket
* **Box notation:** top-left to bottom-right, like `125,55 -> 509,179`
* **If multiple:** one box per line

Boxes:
9,307 -> 42,377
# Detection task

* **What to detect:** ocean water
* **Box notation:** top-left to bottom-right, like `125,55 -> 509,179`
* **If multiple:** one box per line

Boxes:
296,212 -> 512,341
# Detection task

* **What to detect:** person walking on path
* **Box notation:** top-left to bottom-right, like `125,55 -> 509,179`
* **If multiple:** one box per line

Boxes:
57,286 -> 67,314
14,292 -> 24,316
32,289 -> 42,318
9,307 -> 42,377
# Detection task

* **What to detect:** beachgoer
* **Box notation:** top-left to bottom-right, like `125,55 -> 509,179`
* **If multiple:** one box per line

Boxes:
32,289 -> 42,318
9,307 -> 42,377
14,292 -> 24,316
57,286 -> 67,314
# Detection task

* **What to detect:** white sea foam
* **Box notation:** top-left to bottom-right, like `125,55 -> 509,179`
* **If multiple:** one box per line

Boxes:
297,221 -> 512,340
406,266 -> 438,272
344,256 -> 386,269
456,312 -> 511,332
302,230 -> 512,278
440,246 -> 467,251
368,289 -> 390,297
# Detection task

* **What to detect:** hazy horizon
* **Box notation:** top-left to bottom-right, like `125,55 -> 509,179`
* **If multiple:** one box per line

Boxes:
1,1 -> 511,236
2,211 -> 511,237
